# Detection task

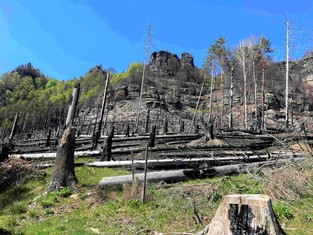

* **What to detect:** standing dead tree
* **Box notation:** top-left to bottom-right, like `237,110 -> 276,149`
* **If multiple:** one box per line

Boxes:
135,23 -> 152,133
93,72 -> 110,149
100,126 -> 114,161
47,84 -> 80,192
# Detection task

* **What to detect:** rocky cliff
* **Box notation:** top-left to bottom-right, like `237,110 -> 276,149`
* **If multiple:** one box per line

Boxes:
149,51 -> 195,78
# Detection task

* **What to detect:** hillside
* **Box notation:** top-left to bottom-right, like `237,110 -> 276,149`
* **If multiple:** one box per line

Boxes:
1,51 -> 313,142
0,51 -> 313,234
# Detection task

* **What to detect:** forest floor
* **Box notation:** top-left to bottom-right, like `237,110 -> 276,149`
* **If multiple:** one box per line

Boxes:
0,153 -> 312,235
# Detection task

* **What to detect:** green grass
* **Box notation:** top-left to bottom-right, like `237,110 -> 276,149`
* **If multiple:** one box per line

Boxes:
0,160 -> 312,235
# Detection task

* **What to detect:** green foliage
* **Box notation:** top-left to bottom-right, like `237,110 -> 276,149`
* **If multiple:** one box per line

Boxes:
273,202 -> 294,221
110,62 -> 143,85
45,78 -> 58,88
204,37 -> 228,72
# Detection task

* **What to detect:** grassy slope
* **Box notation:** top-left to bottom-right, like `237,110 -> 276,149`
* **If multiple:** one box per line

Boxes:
0,157 -> 312,235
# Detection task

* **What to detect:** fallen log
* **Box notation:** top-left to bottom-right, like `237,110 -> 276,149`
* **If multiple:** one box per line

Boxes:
13,150 -> 101,160
86,155 -> 270,169
99,169 -> 200,188
98,157 -> 304,188
202,157 -> 304,177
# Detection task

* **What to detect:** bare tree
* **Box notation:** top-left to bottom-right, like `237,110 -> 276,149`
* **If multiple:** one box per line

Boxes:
285,20 -> 290,128
236,39 -> 254,130
47,85 -> 80,192
135,23 -> 153,133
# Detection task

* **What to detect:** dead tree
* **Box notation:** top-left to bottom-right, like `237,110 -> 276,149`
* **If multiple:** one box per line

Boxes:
124,123 -> 130,137
204,120 -> 214,141
145,109 -> 150,133
163,118 -> 168,134
0,143 -> 10,163
179,120 -> 185,133
9,113 -> 18,142
148,125 -> 156,147
47,128 -> 77,192
45,129 -> 52,147
47,85 -> 80,192
100,126 -> 114,161
94,73 -> 110,148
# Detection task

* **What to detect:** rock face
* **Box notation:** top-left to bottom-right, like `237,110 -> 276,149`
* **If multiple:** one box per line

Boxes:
149,51 -> 195,77
181,52 -> 194,68
88,65 -> 106,76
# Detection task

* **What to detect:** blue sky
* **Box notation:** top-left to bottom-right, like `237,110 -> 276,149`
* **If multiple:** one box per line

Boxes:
0,0 -> 313,80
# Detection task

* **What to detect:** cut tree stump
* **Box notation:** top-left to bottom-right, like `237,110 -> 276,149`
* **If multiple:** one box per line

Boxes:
197,194 -> 286,235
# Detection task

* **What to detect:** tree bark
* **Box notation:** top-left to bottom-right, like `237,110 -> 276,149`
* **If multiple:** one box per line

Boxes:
47,127 -> 77,192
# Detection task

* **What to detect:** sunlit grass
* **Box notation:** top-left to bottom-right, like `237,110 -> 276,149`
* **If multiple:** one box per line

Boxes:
0,161 -> 312,235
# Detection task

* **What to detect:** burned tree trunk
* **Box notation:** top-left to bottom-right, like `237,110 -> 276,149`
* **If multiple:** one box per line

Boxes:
45,129 -> 52,147
148,125 -> 156,147
204,120 -> 214,141
145,109 -> 150,133
0,143 -> 10,163
163,118 -> 168,134
197,194 -> 286,235
47,85 -> 80,192
179,120 -> 185,133
124,123 -> 130,137
47,127 -> 77,191
100,126 -> 114,161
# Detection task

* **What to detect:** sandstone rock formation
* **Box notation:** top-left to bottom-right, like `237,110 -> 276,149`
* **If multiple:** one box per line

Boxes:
149,51 -> 195,78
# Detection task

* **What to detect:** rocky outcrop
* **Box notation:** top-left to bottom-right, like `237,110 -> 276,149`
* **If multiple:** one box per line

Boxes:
88,65 -> 106,76
181,52 -> 194,68
149,51 -> 195,78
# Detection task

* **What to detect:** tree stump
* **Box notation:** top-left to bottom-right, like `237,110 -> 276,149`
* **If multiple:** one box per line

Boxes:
148,125 -> 156,147
204,121 -> 214,141
47,127 -> 77,192
197,194 -> 286,235
0,143 -> 10,163
100,126 -> 114,161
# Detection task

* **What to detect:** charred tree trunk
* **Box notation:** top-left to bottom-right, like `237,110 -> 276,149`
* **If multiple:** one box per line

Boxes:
0,143 -> 10,163
197,194 -> 286,235
163,118 -> 168,134
124,123 -> 130,137
47,85 -> 80,192
47,127 -> 77,191
180,120 -> 185,133
100,126 -> 114,161
45,129 -> 52,147
148,125 -> 156,147
204,120 -> 214,141
145,109 -> 150,133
